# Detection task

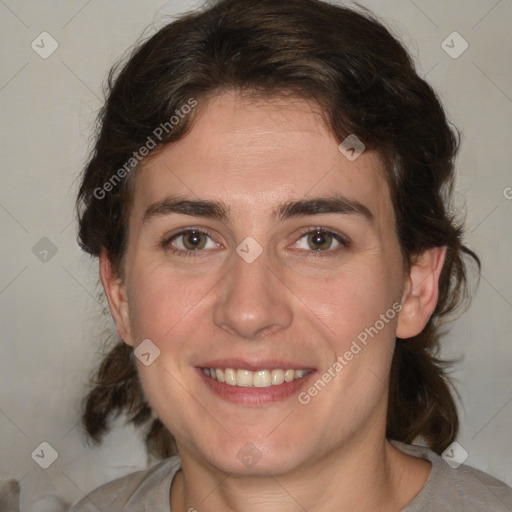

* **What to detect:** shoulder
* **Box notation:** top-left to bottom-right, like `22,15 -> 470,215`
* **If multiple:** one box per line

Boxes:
68,456 -> 181,512
391,440 -> 512,512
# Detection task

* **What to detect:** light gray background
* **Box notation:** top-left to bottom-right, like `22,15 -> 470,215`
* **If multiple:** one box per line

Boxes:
1,0 -> 511,509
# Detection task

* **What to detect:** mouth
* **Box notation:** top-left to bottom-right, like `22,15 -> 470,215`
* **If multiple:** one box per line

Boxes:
201,367 -> 312,388
195,362 -> 316,406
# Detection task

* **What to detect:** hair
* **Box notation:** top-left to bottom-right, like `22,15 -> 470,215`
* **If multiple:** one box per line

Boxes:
75,0 -> 480,459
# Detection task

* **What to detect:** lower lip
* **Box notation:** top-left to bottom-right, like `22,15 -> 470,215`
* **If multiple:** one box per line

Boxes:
196,368 -> 316,406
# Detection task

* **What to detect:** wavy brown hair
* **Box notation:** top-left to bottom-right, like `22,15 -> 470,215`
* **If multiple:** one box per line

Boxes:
75,0 -> 480,459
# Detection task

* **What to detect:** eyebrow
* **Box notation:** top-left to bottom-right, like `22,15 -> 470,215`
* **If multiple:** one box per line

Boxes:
141,194 -> 374,225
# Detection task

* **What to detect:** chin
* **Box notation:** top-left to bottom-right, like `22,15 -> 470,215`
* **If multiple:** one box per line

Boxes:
192,435 -> 308,476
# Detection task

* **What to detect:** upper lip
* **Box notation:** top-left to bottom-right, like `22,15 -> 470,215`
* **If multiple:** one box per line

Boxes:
197,358 -> 315,371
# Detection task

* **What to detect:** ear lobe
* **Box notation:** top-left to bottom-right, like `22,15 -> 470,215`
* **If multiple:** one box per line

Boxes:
396,246 -> 447,339
99,247 -> 133,346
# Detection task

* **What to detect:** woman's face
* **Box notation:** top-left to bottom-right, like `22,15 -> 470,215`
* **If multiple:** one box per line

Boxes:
107,91 -> 409,474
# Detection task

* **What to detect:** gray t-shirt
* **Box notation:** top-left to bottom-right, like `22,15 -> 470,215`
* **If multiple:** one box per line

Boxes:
69,441 -> 512,511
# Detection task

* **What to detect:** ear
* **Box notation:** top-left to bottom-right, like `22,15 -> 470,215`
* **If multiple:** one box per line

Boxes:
396,246 -> 447,339
99,247 -> 134,346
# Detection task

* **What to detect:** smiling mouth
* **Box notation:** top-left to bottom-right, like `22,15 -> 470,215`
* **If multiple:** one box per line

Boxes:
201,367 -> 312,388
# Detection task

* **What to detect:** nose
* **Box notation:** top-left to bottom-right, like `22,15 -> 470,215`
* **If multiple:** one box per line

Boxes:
212,248 -> 294,340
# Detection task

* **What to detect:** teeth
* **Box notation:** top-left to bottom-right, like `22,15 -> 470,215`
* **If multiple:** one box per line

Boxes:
284,369 -> 295,382
236,369 -> 253,387
271,369 -> 285,385
202,367 -> 311,387
253,370 -> 270,388
225,368 -> 236,386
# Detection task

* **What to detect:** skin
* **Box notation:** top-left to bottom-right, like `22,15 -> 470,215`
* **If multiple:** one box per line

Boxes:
100,90 -> 447,512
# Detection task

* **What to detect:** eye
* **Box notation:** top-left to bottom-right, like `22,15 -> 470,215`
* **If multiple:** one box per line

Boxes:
292,228 -> 349,256
163,229 -> 219,257
162,227 -> 349,258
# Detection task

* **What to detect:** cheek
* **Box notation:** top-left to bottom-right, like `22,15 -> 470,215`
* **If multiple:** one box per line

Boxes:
127,264 -> 213,343
300,260 -> 399,401
304,262 -> 395,342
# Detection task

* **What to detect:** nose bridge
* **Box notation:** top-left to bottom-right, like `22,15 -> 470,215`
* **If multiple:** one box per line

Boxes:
212,246 -> 293,339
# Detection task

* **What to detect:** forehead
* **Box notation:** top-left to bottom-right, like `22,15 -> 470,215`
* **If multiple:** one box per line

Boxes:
130,91 -> 393,231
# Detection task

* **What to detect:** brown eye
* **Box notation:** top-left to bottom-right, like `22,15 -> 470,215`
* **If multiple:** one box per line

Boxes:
292,228 -> 349,257
164,229 -> 217,255
307,230 -> 335,250
180,230 -> 207,250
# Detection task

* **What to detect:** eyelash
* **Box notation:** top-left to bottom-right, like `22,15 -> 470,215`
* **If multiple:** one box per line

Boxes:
161,227 -> 350,258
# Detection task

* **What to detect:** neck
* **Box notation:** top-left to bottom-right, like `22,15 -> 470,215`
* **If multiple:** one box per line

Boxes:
170,433 -> 430,512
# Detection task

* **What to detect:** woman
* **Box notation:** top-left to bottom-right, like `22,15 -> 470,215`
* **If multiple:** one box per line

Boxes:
70,0 -> 512,510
